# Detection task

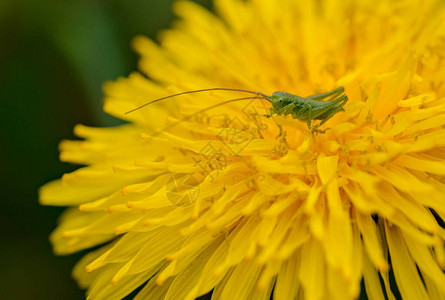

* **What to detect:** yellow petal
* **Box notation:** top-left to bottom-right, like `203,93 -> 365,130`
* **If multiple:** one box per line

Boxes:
274,252 -> 300,300
362,250 -> 386,300
385,224 -> 430,300
164,239 -> 221,300
298,238 -> 325,300
133,277 -> 173,300
356,212 -> 388,271
403,232 -> 445,293
217,260 -> 262,300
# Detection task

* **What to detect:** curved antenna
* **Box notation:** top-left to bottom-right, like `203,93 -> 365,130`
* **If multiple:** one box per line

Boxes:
125,88 -> 268,114
151,96 -> 270,137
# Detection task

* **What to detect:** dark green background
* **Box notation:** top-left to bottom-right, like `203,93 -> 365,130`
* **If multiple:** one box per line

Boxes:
1,0 -> 211,299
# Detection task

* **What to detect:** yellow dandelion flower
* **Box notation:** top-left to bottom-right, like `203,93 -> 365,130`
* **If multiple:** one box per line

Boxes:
40,0 -> 445,299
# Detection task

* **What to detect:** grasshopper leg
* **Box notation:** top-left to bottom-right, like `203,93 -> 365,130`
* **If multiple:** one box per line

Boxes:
318,95 -> 348,126
275,103 -> 295,116
305,104 -> 313,130
306,86 -> 345,101
304,105 -> 325,134
299,103 -> 330,134
288,103 -> 313,129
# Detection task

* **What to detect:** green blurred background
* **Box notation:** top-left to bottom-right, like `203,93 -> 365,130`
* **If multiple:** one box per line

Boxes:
0,0 -> 211,299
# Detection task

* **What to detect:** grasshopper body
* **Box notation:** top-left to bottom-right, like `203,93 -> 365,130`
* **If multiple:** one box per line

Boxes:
266,86 -> 348,130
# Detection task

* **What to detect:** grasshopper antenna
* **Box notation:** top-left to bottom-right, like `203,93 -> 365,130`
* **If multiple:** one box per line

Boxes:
125,88 -> 268,114
151,95 -> 270,137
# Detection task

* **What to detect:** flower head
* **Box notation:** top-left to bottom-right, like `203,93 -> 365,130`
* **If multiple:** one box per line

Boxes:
40,0 -> 445,299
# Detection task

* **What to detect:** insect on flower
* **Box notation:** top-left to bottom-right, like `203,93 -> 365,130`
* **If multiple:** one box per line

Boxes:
125,86 -> 348,133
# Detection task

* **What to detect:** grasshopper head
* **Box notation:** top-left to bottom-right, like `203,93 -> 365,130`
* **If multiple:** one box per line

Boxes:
270,91 -> 293,109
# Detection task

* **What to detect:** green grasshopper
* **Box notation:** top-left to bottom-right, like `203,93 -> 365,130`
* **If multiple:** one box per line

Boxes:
125,86 -> 348,133
266,86 -> 348,132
